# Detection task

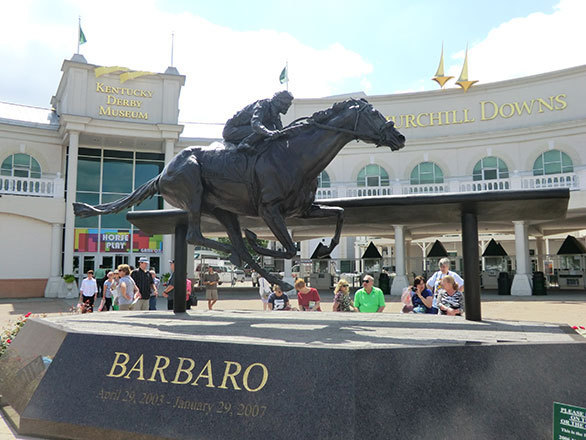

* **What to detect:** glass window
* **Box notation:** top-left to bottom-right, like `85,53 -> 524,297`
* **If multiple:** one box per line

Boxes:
136,152 -> 164,161
104,149 -> 133,159
317,171 -> 330,188
410,162 -> 443,185
0,154 -> 42,178
102,158 -> 133,193
472,157 -> 509,181
135,161 -> 163,188
77,157 -> 101,192
533,150 -> 573,176
357,164 -> 390,187
75,192 -> 99,227
79,148 -> 101,157
100,193 -> 131,229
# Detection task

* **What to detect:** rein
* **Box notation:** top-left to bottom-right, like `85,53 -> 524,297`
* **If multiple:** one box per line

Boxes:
279,101 -> 387,145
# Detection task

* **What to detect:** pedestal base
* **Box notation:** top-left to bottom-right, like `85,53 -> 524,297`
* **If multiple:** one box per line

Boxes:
0,312 -> 584,440
511,273 -> 533,296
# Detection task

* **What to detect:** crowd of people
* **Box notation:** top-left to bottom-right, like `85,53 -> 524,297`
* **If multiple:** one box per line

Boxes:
78,257 -> 464,316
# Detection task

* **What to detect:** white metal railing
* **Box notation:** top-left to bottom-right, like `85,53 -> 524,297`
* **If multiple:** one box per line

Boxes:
315,172 -> 581,201
346,185 -> 393,197
402,182 -> 448,195
316,187 -> 338,199
0,175 -> 65,198
459,179 -> 511,192
521,172 -> 578,190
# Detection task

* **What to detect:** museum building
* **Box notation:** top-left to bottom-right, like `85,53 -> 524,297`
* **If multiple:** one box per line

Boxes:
1,54 -> 585,297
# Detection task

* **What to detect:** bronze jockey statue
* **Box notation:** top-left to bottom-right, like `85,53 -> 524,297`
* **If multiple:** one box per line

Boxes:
222,90 -> 294,152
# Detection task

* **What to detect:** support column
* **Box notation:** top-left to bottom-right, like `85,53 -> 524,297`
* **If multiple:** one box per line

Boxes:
162,140 -> 175,276
45,223 -> 67,298
511,221 -> 532,296
173,223 -> 187,313
391,225 -> 409,295
535,237 -> 544,273
462,211 -> 481,321
63,131 -> 79,275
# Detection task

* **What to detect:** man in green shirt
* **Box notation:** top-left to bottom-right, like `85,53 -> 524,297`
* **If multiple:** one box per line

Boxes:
354,275 -> 385,313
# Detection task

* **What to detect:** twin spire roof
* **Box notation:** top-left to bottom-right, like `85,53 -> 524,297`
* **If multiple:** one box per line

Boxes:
432,43 -> 478,92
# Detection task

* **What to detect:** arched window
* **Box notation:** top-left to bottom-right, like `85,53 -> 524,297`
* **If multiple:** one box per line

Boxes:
0,154 -> 41,178
317,171 -> 330,188
357,164 -> 389,187
533,150 -> 573,176
410,162 -> 443,185
473,156 -> 509,181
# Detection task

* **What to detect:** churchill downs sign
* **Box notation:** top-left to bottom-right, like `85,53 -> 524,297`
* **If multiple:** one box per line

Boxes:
388,93 -> 567,129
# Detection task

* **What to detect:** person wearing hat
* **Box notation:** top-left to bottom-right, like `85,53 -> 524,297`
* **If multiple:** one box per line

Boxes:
163,260 -> 175,310
131,257 -> 154,311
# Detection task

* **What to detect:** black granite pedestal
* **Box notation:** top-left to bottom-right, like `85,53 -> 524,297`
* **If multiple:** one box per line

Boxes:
0,311 -> 584,439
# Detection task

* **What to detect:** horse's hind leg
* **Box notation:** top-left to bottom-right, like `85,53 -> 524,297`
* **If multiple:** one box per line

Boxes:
159,156 -> 238,262
213,208 -> 292,291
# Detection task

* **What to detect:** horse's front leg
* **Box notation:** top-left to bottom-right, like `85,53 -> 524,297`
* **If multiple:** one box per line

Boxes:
301,204 -> 344,258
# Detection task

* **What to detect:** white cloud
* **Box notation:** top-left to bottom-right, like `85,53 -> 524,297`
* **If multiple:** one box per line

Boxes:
0,0 -> 373,122
445,0 -> 586,86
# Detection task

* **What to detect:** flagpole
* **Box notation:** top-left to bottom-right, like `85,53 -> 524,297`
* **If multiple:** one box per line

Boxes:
171,32 -> 175,67
77,16 -> 81,54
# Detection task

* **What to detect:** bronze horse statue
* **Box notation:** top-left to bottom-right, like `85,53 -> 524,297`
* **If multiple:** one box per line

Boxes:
74,98 -> 405,289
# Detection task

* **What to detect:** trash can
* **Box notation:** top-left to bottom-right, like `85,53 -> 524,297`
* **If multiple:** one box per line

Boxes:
532,271 -> 547,295
497,272 -> 511,295
379,272 -> 390,295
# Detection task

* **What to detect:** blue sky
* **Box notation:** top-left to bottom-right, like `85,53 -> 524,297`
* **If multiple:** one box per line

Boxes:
0,0 -> 583,122
162,0 -> 557,94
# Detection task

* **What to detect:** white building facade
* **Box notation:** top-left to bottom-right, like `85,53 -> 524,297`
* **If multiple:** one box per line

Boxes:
1,56 -> 585,297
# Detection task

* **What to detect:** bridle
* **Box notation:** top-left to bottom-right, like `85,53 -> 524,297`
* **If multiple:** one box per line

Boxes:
285,101 -> 388,145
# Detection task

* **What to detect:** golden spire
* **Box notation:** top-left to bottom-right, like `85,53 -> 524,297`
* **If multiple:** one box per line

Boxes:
455,44 -> 478,92
432,43 -> 453,88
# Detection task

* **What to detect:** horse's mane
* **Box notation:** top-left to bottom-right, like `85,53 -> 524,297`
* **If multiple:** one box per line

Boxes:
283,98 -> 369,136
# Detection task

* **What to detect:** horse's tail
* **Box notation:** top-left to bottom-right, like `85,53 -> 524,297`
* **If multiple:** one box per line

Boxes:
73,176 -> 160,217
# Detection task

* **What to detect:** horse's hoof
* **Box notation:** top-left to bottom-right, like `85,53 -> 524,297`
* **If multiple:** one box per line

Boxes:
280,281 -> 294,292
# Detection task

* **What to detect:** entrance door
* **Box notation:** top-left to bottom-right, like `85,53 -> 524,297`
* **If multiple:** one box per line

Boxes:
79,255 -> 96,284
115,255 -> 129,269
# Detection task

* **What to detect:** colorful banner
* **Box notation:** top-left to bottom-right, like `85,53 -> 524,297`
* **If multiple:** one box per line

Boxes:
74,228 -> 161,253
74,228 -> 99,252
100,230 -> 130,253
132,230 -> 163,254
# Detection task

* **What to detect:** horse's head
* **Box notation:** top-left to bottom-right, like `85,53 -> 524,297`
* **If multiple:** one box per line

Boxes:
351,99 -> 405,151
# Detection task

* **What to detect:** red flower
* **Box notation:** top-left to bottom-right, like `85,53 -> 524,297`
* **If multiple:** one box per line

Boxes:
580,326 -> 585,330
6,339 -> 11,344
572,326 -> 578,329
24,312 -> 32,318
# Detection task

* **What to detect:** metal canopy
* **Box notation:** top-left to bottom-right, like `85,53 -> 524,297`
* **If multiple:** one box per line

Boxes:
128,189 -> 569,239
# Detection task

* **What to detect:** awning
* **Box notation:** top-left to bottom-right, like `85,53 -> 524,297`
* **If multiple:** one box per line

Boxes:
427,240 -> 448,258
556,235 -> 586,255
361,241 -> 382,259
482,238 -> 508,257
